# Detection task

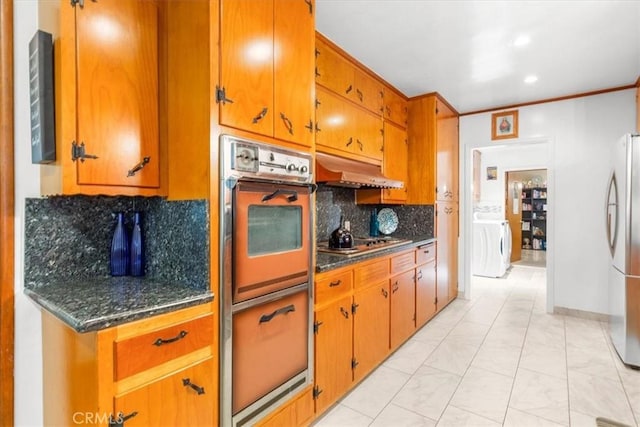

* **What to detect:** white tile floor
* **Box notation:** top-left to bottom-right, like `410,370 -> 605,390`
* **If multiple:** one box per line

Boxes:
313,265 -> 640,427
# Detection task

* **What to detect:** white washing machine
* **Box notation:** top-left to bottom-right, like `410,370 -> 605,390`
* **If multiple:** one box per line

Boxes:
472,218 -> 511,278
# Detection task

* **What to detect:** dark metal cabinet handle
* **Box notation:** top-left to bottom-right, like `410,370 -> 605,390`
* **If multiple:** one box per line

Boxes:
261,189 -> 298,203
182,378 -> 206,395
304,0 -> 313,14
252,107 -> 269,124
392,281 -> 399,293
381,288 -> 388,298
346,137 -> 353,147
280,112 -> 294,135
127,156 -> 151,177
329,279 -> 342,287
109,411 -> 138,427
259,304 -> 295,323
417,271 -> 423,280
345,85 -> 353,94
356,89 -> 363,102
153,330 -> 188,346
340,307 -> 349,319
357,139 -> 363,151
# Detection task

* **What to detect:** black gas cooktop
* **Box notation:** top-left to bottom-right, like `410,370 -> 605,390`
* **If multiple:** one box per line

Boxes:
317,236 -> 412,257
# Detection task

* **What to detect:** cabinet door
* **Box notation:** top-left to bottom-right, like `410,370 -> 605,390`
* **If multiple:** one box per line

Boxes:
274,0 -> 315,147
390,270 -> 415,349
220,0 -> 274,137
352,106 -> 383,162
353,68 -> 384,116
314,296 -> 353,415
416,261 -> 436,327
353,281 -> 390,382
436,201 -> 458,311
113,358 -> 215,426
316,87 -> 354,154
435,100 -> 459,201
382,122 -> 408,202
315,38 -> 353,96
75,0 -> 160,188
384,88 -> 408,128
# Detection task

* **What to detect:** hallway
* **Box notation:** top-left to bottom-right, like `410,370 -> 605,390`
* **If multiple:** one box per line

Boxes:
313,265 -> 640,426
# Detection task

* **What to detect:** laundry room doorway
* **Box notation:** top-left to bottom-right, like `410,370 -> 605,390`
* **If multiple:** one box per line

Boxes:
505,169 -> 547,267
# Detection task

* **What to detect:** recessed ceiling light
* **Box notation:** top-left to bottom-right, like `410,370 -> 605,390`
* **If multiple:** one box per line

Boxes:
513,35 -> 531,47
524,75 -> 538,84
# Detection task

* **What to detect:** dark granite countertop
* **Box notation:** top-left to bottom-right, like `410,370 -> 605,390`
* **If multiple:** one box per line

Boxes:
315,234 -> 436,273
25,278 -> 213,333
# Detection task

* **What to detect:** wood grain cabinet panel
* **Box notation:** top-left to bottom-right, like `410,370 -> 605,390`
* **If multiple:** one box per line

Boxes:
383,88 -> 408,128
220,0 -> 315,148
352,67 -> 384,116
315,269 -> 353,305
353,280 -> 390,382
114,315 -> 214,381
436,201 -> 459,311
353,259 -> 389,288
390,269 -> 415,350
113,358 -> 215,426
416,259 -> 437,327
315,37 -> 353,97
313,296 -> 353,415
416,242 -> 436,265
390,250 -> 415,275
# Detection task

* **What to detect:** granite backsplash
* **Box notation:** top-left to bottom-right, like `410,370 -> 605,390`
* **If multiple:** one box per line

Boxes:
315,184 -> 434,241
24,196 -> 209,290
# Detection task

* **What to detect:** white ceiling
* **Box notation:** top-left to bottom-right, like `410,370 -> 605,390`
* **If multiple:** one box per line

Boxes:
315,0 -> 640,114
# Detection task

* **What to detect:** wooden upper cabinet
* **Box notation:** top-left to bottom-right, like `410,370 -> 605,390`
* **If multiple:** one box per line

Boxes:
315,37 -> 353,99
407,94 -> 459,204
220,0 -> 315,148
220,0 -> 274,136
316,86 -> 382,163
355,121 -> 407,204
52,0 -> 162,196
383,88 -> 408,128
352,68 -> 384,116
273,0 -> 315,146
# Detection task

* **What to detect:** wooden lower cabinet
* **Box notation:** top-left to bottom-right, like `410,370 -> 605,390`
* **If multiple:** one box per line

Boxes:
389,269 -> 416,350
313,295 -> 353,415
353,280 -> 390,382
416,260 -> 437,327
41,303 -> 216,427
436,201 -> 459,311
114,358 -> 215,426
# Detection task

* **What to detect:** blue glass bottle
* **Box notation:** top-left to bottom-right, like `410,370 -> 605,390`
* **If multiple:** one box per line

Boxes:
110,212 -> 130,276
130,211 -> 145,277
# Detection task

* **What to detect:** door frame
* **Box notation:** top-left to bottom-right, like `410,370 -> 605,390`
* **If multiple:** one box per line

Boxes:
462,139 -> 554,313
0,0 -> 15,424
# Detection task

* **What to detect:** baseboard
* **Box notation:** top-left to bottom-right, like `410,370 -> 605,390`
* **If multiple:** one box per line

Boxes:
553,306 -> 608,322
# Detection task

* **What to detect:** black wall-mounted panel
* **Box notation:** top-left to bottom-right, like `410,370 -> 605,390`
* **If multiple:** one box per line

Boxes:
29,30 -> 56,164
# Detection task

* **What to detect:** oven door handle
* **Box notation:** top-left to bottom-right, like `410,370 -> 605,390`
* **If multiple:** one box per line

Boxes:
258,304 -> 296,324
261,189 -> 298,203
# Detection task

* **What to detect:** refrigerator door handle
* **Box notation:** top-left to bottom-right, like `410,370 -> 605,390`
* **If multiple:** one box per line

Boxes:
606,172 -> 619,257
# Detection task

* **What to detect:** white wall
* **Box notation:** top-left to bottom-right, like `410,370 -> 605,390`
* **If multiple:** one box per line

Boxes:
14,2 -> 43,425
460,89 -> 636,315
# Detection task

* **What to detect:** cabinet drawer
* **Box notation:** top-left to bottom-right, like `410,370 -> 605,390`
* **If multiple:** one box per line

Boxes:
114,314 -> 213,380
391,251 -> 415,274
416,243 -> 436,265
354,259 -> 389,287
315,270 -> 353,304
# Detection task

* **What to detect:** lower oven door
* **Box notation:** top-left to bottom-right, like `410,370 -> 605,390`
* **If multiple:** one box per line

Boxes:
232,289 -> 309,415
233,182 -> 311,303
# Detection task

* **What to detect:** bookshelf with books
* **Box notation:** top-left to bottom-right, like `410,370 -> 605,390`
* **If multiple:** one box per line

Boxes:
521,187 -> 547,250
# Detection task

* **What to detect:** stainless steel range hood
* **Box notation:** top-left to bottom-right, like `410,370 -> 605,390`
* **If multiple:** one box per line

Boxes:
315,152 -> 404,189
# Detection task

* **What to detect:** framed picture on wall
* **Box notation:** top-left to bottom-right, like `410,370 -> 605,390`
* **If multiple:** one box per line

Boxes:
487,166 -> 497,180
491,109 -> 519,140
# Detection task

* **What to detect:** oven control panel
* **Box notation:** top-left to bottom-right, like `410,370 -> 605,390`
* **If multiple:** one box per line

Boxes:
224,136 -> 313,184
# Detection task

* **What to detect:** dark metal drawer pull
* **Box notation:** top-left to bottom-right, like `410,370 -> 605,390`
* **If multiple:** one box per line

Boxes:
109,411 -> 138,427
252,107 -> 268,124
182,378 -> 206,395
259,304 -> 295,324
127,156 -> 150,177
261,189 -> 298,203
329,279 -> 342,287
381,288 -> 388,298
340,307 -> 349,319
153,330 -> 187,346
280,112 -> 294,135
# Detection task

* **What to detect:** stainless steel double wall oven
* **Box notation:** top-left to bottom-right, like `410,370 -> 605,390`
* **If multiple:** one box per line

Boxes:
220,135 -> 315,426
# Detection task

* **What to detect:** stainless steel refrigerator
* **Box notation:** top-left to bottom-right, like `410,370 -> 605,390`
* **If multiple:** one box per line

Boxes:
606,133 -> 640,368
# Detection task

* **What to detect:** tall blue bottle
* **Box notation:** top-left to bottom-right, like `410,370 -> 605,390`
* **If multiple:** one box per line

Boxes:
130,212 -> 145,277
110,212 -> 130,276
369,208 -> 379,237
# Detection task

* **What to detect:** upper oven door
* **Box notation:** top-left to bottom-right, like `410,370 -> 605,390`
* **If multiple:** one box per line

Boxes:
233,181 -> 311,303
